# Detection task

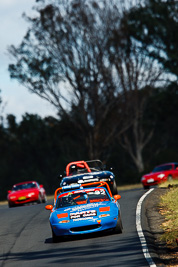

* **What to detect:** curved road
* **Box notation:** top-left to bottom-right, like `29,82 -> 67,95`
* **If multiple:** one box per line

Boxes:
0,189 -> 150,267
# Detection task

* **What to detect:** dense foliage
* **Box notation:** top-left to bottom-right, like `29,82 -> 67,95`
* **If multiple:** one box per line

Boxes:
0,113 -> 87,199
1,83 -> 178,200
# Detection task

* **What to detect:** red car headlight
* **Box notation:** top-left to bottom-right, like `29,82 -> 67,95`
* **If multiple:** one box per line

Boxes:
9,196 -> 16,200
157,174 -> 165,179
28,192 -> 35,197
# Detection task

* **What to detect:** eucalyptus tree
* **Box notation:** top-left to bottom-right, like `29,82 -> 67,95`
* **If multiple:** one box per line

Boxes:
8,0 -> 166,171
119,0 -> 178,171
127,0 -> 178,78
8,0 -> 130,160
106,18 -> 165,171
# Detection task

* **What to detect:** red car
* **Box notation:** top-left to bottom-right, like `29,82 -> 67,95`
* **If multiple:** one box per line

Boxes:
141,162 -> 178,189
7,181 -> 47,208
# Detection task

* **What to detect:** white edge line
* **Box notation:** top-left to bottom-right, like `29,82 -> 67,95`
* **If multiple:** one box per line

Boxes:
136,188 -> 157,267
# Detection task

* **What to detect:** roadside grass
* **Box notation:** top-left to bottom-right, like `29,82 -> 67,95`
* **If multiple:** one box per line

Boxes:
159,180 -> 178,248
158,179 -> 178,188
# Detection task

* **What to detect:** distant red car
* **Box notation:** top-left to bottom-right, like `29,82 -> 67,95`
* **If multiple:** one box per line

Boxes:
7,181 -> 47,208
141,162 -> 178,189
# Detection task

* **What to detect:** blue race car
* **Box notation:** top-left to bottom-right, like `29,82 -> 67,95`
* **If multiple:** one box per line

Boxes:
45,182 -> 123,242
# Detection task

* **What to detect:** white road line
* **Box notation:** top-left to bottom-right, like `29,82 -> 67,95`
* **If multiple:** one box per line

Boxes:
136,188 -> 157,267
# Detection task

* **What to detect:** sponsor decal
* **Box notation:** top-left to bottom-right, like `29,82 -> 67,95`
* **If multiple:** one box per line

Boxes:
70,210 -> 97,219
70,202 -> 101,211
73,217 -> 96,222
78,178 -> 99,183
83,176 -> 94,179
100,178 -> 109,182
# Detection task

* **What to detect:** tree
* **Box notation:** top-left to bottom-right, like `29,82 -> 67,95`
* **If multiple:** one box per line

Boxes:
145,82 -> 178,154
119,0 -> 178,170
0,90 -> 6,126
8,0 -> 129,159
127,0 -> 178,78
104,10 -> 165,172
8,0 -> 166,171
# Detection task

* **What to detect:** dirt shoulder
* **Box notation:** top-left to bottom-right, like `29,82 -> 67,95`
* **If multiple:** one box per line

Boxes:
145,188 -> 178,267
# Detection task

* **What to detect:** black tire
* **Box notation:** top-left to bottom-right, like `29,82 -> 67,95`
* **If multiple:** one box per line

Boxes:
8,202 -> 15,208
37,194 -> 42,204
113,213 -> 123,234
112,180 -> 118,195
42,194 -> 47,203
168,175 -> 172,181
144,185 -> 150,190
52,229 -> 59,243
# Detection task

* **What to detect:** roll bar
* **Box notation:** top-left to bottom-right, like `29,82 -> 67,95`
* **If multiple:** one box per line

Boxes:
54,181 -> 113,205
66,161 -> 91,176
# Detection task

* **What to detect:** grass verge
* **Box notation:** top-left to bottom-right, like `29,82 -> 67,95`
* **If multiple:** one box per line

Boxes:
158,179 -> 178,188
117,183 -> 143,191
159,183 -> 178,248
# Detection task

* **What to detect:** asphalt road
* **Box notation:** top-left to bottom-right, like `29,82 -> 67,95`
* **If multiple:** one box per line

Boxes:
0,189 -> 150,267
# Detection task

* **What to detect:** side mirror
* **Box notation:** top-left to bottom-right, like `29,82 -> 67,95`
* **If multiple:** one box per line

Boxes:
114,195 -> 121,201
7,190 -> 11,194
45,205 -> 53,211
57,174 -> 64,180
40,184 -> 43,188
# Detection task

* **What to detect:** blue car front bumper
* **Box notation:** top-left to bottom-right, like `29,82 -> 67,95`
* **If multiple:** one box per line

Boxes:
51,215 -> 118,236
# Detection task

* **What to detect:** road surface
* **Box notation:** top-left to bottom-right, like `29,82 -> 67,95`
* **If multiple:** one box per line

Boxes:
0,189 -> 150,267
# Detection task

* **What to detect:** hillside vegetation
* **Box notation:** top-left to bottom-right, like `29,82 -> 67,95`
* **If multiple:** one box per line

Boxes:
159,181 -> 178,248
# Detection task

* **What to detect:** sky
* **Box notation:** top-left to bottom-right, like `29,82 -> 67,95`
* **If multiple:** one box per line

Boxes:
0,0 -> 57,122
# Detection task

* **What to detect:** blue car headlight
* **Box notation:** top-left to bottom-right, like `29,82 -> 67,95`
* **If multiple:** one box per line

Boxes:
59,220 -> 70,223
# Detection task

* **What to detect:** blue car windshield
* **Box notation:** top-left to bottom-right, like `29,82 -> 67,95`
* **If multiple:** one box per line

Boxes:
56,188 -> 110,209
